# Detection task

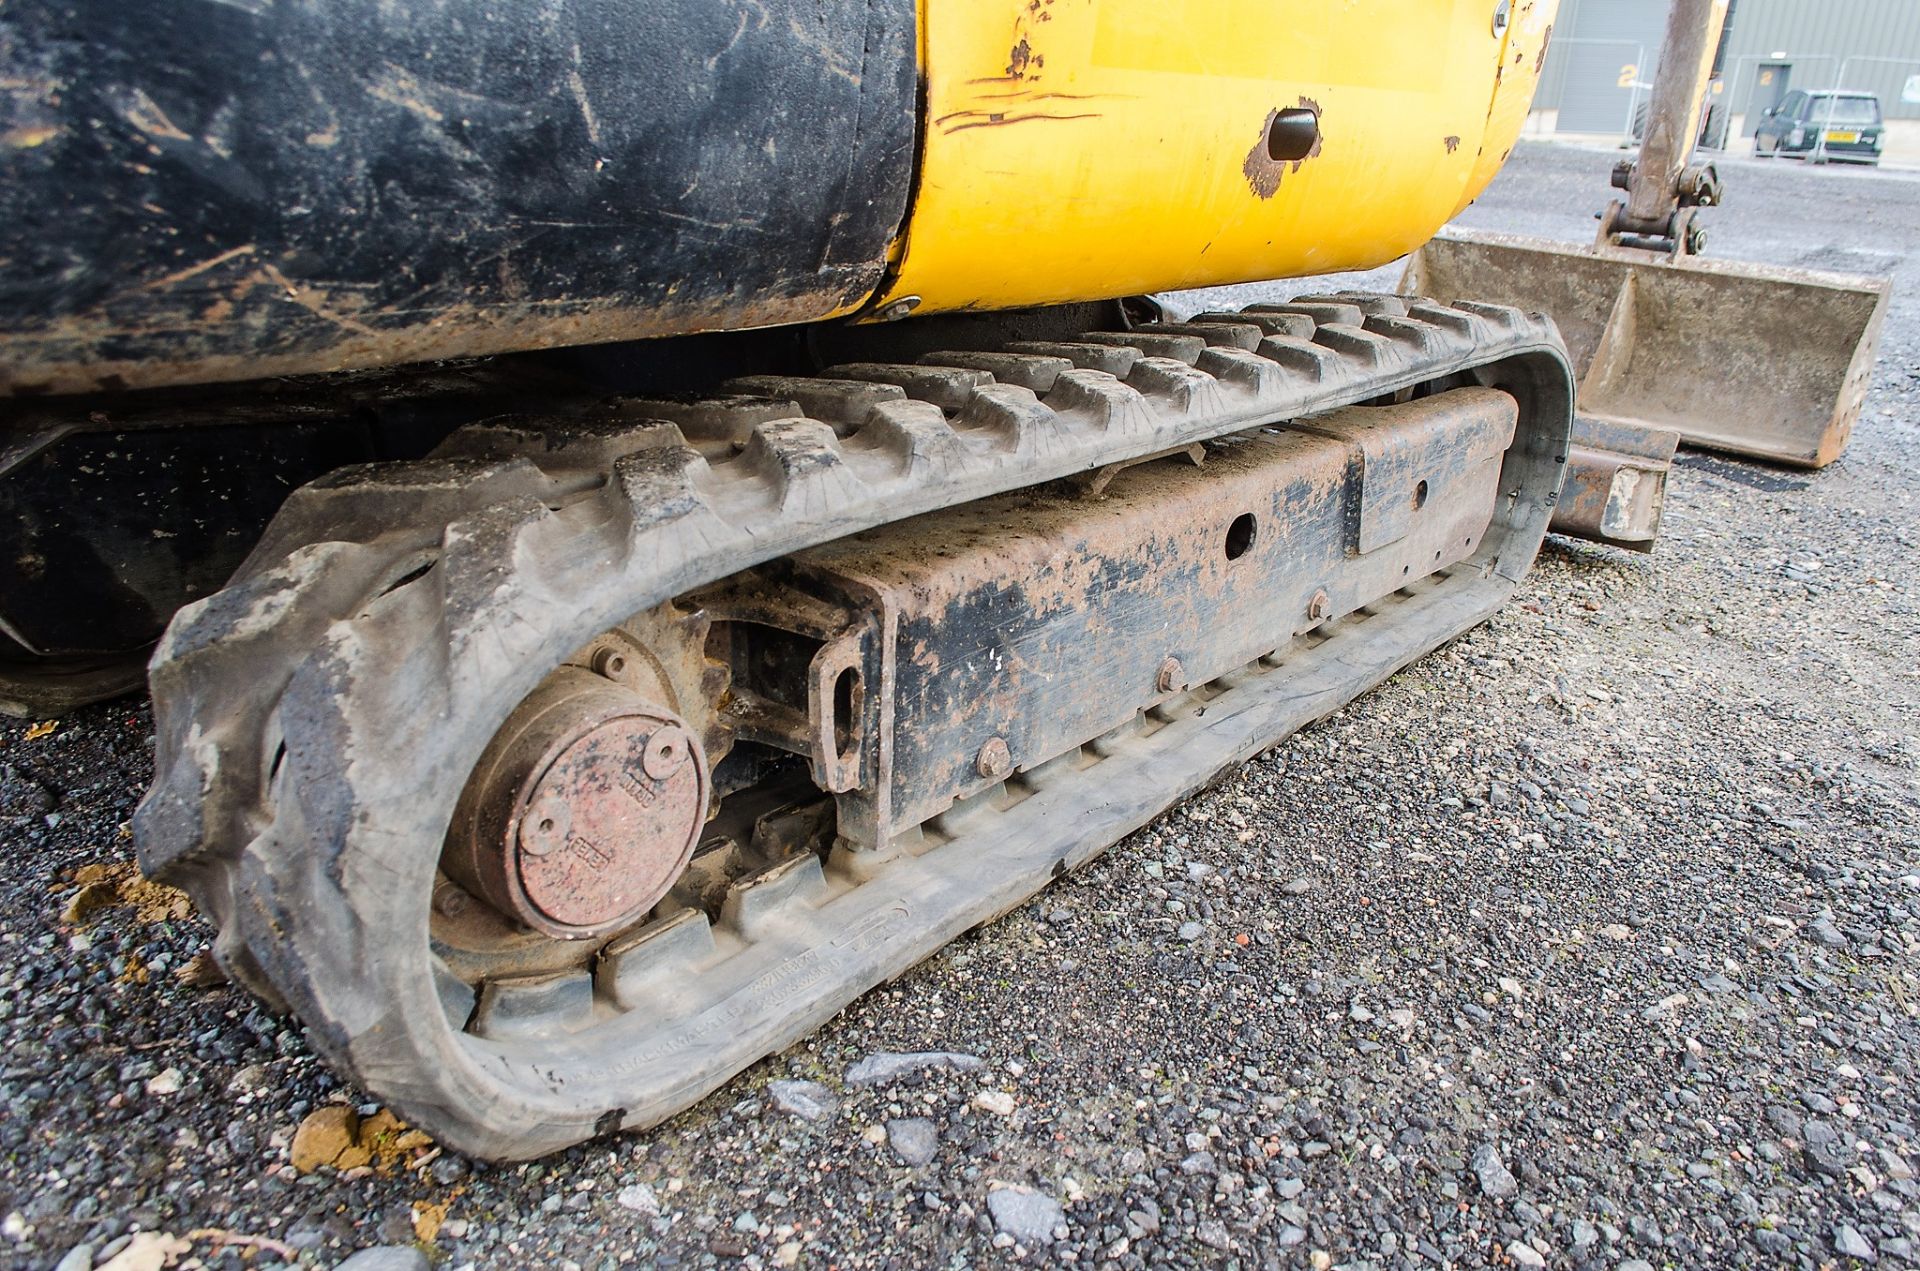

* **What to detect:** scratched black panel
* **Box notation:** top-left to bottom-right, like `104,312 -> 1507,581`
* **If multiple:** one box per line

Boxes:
0,0 -> 917,395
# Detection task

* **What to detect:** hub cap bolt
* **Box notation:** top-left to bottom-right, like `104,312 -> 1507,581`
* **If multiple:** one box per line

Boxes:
1157,657 -> 1187,694
432,882 -> 472,919
643,725 -> 692,780
519,795 -> 572,856
591,647 -> 631,680
977,736 -> 1013,780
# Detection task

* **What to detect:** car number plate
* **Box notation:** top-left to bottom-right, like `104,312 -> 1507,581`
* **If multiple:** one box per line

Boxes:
1826,131 -> 1859,143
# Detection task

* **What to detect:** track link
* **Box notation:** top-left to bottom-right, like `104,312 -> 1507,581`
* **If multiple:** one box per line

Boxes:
136,296 -> 1573,1159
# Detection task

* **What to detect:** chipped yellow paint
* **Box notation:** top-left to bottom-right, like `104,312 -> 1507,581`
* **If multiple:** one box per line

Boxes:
879,0 -> 1558,314
1453,0 -> 1559,218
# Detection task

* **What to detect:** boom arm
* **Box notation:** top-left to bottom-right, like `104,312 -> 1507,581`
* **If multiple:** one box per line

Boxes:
1597,0 -> 1729,256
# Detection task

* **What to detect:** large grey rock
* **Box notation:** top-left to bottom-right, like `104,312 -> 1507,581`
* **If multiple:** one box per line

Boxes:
1805,1121 -> 1852,1177
334,1248 -> 430,1271
1835,1224 -> 1877,1262
1508,1242 -> 1546,1268
616,1182 -> 661,1214
887,1118 -> 939,1167
767,1079 -> 839,1123
1179,1150 -> 1218,1175
846,1051 -> 984,1086
1471,1144 -> 1518,1199
987,1185 -> 1067,1246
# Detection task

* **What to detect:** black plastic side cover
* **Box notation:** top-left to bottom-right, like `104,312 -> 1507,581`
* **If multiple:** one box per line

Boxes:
0,0 -> 918,394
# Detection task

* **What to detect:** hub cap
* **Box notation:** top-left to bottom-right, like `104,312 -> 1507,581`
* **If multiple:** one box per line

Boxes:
444,668 -> 708,938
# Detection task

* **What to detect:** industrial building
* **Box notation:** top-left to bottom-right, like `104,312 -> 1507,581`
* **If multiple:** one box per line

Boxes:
1528,0 -> 1920,163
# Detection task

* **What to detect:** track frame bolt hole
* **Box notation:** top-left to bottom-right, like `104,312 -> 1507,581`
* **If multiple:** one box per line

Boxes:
1224,512 -> 1258,560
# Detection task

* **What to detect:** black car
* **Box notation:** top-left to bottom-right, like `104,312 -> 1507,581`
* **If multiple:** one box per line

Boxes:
1754,91 -> 1885,165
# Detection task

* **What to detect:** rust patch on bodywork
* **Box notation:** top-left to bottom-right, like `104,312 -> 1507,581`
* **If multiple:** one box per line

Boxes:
1004,1 -> 1055,82
1007,36 -> 1034,78
1243,97 -> 1322,200
1444,135 -> 1461,153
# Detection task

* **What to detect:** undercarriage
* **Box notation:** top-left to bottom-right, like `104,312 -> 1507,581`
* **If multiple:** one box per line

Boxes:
128,296 -> 1573,1158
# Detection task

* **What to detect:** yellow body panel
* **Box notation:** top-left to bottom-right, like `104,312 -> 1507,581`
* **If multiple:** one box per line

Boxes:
878,0 -> 1557,314
1456,0 -> 1559,218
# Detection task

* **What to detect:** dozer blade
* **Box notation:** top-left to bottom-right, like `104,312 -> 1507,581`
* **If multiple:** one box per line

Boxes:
1403,227 -> 1891,471
1556,415 -> 1679,553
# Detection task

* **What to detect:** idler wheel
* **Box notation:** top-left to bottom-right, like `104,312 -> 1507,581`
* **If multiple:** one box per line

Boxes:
443,667 -> 708,938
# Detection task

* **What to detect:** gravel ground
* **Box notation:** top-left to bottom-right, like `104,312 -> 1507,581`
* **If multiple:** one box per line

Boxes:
5,141 -> 1918,1271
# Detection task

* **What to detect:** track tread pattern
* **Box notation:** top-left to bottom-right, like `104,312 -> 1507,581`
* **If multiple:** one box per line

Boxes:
136,295 -> 1569,1158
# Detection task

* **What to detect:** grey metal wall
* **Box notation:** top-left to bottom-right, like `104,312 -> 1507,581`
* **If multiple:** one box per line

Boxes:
1550,0 -> 1671,134
1537,0 -> 1920,125
1721,0 -> 1920,120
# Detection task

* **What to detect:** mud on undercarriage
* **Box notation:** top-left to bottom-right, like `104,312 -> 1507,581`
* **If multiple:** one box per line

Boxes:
134,296 -> 1573,1159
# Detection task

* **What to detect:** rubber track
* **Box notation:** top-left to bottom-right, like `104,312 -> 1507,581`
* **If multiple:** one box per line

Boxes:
135,296 -> 1573,1158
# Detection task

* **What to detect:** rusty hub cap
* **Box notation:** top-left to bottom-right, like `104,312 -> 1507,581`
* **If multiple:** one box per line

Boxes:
444,668 -> 708,939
